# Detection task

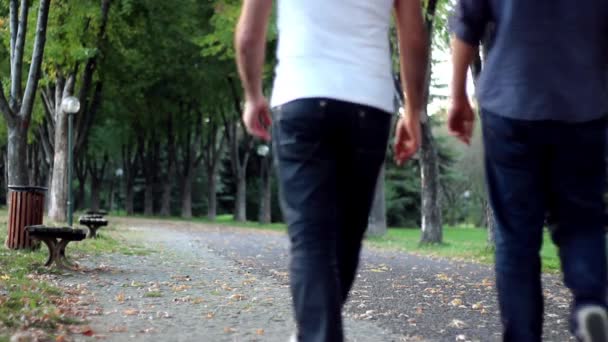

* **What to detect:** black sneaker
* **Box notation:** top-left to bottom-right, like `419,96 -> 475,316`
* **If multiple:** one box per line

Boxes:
575,305 -> 608,342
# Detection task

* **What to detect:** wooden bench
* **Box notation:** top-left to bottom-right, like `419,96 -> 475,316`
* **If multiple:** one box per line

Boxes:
78,216 -> 108,238
26,226 -> 86,268
85,209 -> 108,217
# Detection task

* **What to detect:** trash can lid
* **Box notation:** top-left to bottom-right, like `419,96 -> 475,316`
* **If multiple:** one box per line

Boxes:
8,185 -> 48,192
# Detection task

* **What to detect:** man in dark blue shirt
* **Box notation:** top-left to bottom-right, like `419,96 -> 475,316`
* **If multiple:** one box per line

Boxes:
449,1 -> 608,341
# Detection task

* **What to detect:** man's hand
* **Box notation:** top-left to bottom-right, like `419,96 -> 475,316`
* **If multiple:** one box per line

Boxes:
394,108 -> 421,166
235,0 -> 272,140
243,95 -> 271,141
447,97 -> 475,145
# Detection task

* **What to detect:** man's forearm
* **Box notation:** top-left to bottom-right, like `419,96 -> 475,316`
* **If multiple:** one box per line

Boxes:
451,37 -> 477,101
235,0 -> 272,100
394,0 -> 429,115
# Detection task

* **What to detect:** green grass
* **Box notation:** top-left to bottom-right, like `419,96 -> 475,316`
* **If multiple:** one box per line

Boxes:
365,225 -> 561,272
0,209 -> 148,339
196,214 -> 287,231
111,211 -> 288,232
0,221 -> 73,339
69,226 -> 150,257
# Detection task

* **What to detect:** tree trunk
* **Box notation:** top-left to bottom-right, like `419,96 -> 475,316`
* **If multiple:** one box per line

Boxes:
47,106 -> 68,222
90,178 -> 101,211
144,184 -> 154,216
108,176 -> 114,213
258,158 -> 272,224
7,123 -> 30,186
181,172 -> 193,219
234,173 -> 247,222
366,164 -> 387,237
419,121 -> 443,244
125,181 -> 134,215
160,180 -> 172,216
76,176 -> 86,210
75,156 -> 87,210
207,172 -> 217,221
486,202 -> 496,248
159,113 -> 175,216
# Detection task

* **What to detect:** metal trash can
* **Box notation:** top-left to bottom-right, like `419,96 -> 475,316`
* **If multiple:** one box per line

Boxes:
5,186 -> 47,250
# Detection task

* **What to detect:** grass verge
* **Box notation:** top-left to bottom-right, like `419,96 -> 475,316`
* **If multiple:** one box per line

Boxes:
0,209 -> 147,340
365,226 -> 560,273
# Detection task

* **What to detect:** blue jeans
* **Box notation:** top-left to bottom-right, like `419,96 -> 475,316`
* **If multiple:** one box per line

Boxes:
482,110 -> 608,341
272,98 -> 391,342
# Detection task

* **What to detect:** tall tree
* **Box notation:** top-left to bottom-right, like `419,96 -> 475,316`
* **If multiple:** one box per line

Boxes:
176,107 -> 204,219
417,0 -> 446,244
201,112 -> 225,221
86,152 -> 107,211
223,78 -> 253,222
0,0 -> 52,187
470,23 -> 497,248
43,0 -> 112,222
366,165 -> 388,237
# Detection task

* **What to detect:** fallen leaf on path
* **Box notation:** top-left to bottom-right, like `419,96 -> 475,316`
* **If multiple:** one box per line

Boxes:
122,309 -> 139,316
81,328 -> 94,336
172,284 -> 192,292
229,294 -> 246,301
224,327 -> 236,334
471,302 -> 484,311
256,329 -> 265,336
206,312 -> 215,319
109,326 -> 128,333
436,273 -> 453,282
450,298 -> 463,307
449,319 -> 468,329
115,292 -> 125,303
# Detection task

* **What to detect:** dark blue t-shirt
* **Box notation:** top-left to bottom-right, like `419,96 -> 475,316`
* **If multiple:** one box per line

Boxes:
451,0 -> 608,122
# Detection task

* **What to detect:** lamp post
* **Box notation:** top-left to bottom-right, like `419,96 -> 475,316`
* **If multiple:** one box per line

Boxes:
61,96 -> 81,226
113,168 -> 124,213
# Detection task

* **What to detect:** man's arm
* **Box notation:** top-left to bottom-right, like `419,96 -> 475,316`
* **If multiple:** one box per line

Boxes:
394,0 -> 428,115
234,0 -> 273,140
449,0 -> 488,102
448,0 -> 489,144
235,0 -> 273,101
451,38 -> 476,104
393,0 -> 428,165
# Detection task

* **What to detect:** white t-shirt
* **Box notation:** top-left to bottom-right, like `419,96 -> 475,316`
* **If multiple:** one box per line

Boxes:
271,0 -> 396,113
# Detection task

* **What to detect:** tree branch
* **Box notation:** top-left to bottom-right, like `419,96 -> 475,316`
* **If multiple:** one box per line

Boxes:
10,0 -> 29,105
9,0 -> 18,66
20,0 -> 51,120
0,83 -> 15,122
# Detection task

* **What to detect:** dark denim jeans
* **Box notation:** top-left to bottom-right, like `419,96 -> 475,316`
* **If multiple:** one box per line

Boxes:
482,110 -> 608,342
272,98 -> 391,342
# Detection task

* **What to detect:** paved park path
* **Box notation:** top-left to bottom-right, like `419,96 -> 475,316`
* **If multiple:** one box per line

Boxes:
64,218 -> 575,342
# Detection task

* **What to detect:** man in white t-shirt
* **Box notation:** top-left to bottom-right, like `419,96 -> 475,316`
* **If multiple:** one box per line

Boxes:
235,1 -> 428,341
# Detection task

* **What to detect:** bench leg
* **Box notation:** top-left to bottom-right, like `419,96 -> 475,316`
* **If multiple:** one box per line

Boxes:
40,238 -> 58,267
57,239 -> 77,269
87,226 -> 98,239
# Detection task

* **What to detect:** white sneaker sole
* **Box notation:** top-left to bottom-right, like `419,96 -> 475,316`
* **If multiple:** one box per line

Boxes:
577,306 -> 608,342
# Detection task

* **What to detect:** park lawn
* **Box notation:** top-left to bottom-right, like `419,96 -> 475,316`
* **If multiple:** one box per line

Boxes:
0,209 -> 147,340
365,226 -> 561,273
